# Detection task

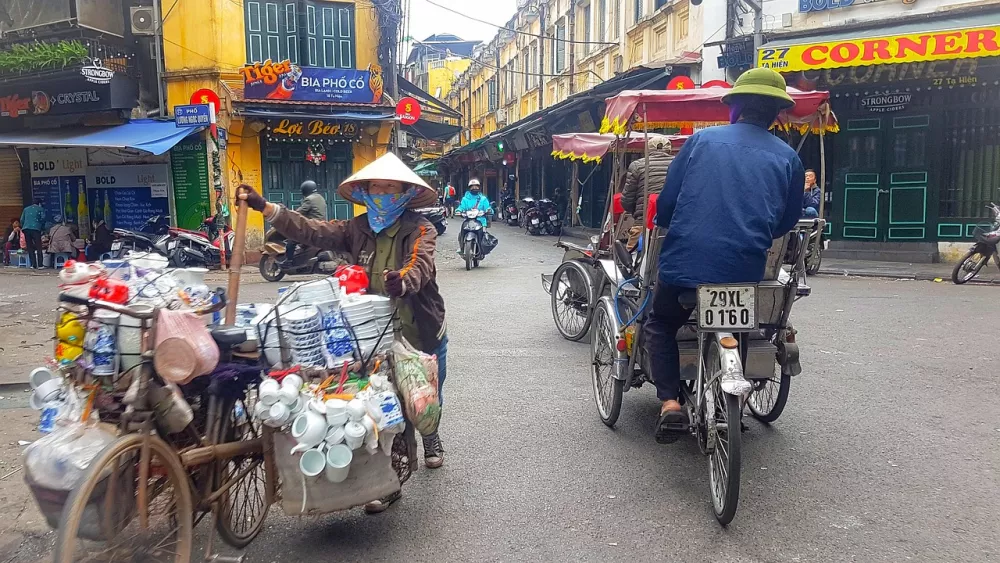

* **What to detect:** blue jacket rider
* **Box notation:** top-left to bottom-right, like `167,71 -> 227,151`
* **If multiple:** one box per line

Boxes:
646,68 -> 805,444
456,179 -> 492,227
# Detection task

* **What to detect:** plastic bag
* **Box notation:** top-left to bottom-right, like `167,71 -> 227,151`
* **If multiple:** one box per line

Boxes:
154,309 -> 219,384
335,264 -> 370,295
390,338 -> 440,435
482,232 -> 499,255
24,423 -> 115,491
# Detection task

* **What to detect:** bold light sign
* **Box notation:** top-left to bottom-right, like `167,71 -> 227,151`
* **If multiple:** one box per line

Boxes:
758,26 -> 1000,72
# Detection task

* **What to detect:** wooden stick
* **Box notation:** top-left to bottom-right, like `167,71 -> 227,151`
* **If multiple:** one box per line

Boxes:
225,198 -> 249,325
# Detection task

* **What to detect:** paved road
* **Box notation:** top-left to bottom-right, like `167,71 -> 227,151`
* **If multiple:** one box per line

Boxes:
1,224 -> 998,562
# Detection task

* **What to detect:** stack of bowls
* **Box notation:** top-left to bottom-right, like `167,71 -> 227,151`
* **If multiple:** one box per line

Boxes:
370,296 -> 393,332
297,278 -> 340,303
283,305 -> 324,366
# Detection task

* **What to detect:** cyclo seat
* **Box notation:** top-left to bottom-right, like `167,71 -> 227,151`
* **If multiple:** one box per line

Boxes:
211,325 -> 248,349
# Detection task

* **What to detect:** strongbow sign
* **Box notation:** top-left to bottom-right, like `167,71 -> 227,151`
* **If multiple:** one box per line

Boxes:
759,25 -> 1000,72
80,59 -> 115,85
861,92 -> 912,113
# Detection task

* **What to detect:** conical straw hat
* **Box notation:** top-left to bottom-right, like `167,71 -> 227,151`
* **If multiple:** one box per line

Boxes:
338,153 -> 438,208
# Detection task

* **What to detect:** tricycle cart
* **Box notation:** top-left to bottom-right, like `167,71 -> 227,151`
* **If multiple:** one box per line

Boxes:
586,86 -> 838,525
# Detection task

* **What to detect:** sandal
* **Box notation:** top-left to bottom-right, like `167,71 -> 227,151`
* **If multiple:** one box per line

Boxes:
364,490 -> 402,515
655,409 -> 689,444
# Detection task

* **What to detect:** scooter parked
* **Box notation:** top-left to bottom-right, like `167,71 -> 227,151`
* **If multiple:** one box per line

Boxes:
537,198 -> 562,236
111,215 -> 171,258
952,202 -> 1000,285
502,195 -> 520,226
521,197 -> 544,236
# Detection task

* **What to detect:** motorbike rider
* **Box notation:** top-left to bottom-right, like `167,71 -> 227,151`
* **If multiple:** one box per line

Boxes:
238,153 -> 448,512
455,179 -> 493,248
281,180 -> 328,265
646,68 -> 804,444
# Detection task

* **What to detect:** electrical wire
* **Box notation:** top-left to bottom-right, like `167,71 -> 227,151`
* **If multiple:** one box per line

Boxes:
416,0 -> 619,46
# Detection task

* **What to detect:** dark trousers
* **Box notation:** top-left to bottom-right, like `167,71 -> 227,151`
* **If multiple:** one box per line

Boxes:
283,240 -> 297,263
644,282 -> 695,401
23,229 -> 42,268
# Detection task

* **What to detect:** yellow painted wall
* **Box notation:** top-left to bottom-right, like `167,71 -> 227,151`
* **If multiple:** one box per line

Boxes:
162,0 -> 391,244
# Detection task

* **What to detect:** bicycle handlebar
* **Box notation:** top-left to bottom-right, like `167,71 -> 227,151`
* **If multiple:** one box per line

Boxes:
59,288 -> 228,319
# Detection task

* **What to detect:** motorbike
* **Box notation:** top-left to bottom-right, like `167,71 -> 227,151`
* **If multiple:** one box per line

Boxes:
537,198 -> 562,236
166,213 -> 235,269
502,196 -> 520,226
111,215 -> 171,258
459,209 -> 488,271
521,197 -> 545,236
952,202 -> 1000,285
412,205 -> 448,236
258,228 -> 344,282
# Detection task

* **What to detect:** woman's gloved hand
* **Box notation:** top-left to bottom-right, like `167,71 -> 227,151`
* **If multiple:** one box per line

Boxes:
237,184 -> 268,213
384,270 -> 406,298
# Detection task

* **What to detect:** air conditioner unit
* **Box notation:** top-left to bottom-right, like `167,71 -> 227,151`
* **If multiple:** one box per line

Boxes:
130,6 -> 157,36
613,55 -> 624,74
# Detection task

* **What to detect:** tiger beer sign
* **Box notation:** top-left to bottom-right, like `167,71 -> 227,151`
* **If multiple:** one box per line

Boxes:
758,25 -> 1000,72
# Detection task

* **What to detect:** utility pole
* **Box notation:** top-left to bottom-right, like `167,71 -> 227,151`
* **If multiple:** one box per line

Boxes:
741,0 -> 764,55
538,1 -> 546,110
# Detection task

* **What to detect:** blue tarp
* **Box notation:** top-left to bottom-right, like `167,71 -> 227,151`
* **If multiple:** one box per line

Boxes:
0,119 -> 204,155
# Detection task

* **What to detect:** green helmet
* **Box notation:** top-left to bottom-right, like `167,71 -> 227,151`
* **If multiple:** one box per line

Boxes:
722,68 -> 795,109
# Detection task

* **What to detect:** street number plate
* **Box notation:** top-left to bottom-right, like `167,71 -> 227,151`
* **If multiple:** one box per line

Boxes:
111,241 -> 122,251
697,285 -> 756,331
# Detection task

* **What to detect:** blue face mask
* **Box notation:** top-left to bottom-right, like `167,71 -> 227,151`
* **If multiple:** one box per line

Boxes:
353,187 -> 416,233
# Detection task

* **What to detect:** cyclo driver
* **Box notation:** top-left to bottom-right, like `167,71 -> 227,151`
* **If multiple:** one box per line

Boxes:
646,68 -> 805,444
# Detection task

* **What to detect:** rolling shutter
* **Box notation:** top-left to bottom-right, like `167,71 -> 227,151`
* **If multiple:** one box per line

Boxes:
0,150 -> 23,207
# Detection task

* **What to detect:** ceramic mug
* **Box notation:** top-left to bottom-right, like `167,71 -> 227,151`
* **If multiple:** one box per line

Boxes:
325,425 -> 346,446
277,384 -> 299,405
346,398 -> 367,422
265,402 -> 291,427
252,401 -> 270,421
344,421 -> 365,450
29,367 -> 55,390
325,444 -> 353,483
34,378 -> 63,403
299,444 -> 327,478
325,398 -> 348,426
282,373 -> 304,391
258,378 -> 280,406
290,411 -> 328,453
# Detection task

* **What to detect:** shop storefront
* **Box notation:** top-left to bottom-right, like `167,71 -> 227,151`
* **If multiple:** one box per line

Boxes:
762,14 -> 1000,260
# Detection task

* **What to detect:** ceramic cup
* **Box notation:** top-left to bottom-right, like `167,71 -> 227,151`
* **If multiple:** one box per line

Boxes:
29,367 -> 55,390
282,373 -> 304,391
252,401 -> 270,421
325,425 -> 346,446
344,421 -> 365,450
325,444 -> 353,483
346,398 -> 367,422
277,384 -> 299,405
29,393 -> 47,411
325,399 -> 348,426
258,378 -> 280,406
34,378 -> 63,403
288,396 -> 305,416
265,402 -> 291,427
290,411 -> 328,453
299,445 -> 327,478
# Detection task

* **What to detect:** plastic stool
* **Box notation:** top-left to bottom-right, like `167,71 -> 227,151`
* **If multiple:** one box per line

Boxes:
16,253 -> 31,268
54,253 -> 71,269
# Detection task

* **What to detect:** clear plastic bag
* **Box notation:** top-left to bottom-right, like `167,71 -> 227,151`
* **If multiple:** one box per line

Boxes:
390,338 -> 440,436
24,423 -> 116,491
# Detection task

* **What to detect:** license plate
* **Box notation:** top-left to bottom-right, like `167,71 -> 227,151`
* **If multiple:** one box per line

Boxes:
111,241 -> 122,251
549,214 -> 558,221
531,218 -> 540,225
697,285 -> 756,331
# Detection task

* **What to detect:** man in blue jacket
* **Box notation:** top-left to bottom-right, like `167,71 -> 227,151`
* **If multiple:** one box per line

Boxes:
647,68 -> 805,444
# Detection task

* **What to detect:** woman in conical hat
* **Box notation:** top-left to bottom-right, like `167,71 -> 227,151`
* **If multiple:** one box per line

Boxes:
239,153 -> 449,507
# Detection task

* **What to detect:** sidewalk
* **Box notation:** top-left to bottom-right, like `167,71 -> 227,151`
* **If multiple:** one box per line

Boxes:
817,258 -> 1000,284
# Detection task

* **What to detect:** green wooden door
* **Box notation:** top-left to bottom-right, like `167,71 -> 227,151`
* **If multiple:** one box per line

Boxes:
839,115 -> 931,241
263,142 -> 354,220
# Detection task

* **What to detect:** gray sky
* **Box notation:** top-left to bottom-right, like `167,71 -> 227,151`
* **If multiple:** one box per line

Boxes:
405,0 -> 519,45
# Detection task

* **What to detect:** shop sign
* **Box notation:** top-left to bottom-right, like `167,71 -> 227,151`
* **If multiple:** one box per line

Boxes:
268,119 -> 360,139
240,59 -> 383,104
85,164 -> 171,232
174,104 -> 213,127
717,37 -> 755,69
758,25 -> 1000,72
799,0 -> 887,14
861,92 -> 912,112
788,58 -> 983,89
80,59 -> 115,85
0,74 -> 138,119
396,97 -> 421,125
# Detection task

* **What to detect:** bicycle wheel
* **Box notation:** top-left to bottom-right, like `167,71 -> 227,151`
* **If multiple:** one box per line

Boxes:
747,363 -> 791,423
591,304 -> 623,427
55,433 -> 193,563
551,260 -> 595,342
952,248 -> 989,285
705,342 -> 742,526
214,393 -> 270,549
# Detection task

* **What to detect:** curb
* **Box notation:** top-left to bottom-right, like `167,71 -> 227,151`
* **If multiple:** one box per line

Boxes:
0,383 -> 30,394
815,269 -> 1000,285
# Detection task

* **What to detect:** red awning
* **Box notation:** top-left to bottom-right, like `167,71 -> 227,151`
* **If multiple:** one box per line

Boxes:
551,132 -> 690,163
600,87 -> 839,136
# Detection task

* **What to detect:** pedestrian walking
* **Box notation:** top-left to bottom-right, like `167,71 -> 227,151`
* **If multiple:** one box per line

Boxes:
20,198 -> 46,269
238,152 -> 448,513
